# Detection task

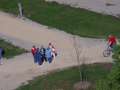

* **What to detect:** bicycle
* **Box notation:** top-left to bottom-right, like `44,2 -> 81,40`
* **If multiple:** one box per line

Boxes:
103,44 -> 113,57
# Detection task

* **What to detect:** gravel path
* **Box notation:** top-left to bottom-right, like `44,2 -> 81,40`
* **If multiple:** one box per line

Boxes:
0,12 -> 112,90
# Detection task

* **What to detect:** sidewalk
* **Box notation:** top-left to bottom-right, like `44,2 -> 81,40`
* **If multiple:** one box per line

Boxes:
46,0 -> 120,17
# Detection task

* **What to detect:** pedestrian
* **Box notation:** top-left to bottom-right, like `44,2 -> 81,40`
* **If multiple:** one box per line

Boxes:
34,48 -> 40,64
31,45 -> 37,62
37,48 -> 44,65
34,48 -> 44,65
0,47 -> 4,65
45,47 -> 53,64
40,45 -> 47,62
31,45 -> 37,56
51,46 -> 57,59
48,42 -> 57,59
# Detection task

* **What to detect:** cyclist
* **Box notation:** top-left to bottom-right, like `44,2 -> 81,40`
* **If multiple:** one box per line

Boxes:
107,35 -> 117,48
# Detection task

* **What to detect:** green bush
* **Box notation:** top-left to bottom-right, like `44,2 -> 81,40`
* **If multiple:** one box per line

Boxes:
112,45 -> 120,60
96,79 -> 110,90
108,45 -> 120,89
96,45 -> 120,90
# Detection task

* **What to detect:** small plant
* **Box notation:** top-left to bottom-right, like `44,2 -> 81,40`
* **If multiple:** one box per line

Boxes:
96,45 -> 120,90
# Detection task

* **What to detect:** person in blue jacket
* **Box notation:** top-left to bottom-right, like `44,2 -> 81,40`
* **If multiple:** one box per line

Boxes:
0,47 -> 4,65
40,45 -> 47,62
45,47 -> 53,63
34,48 -> 44,65
38,51 -> 44,65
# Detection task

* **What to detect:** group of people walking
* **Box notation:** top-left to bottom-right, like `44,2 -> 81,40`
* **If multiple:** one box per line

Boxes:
31,43 -> 57,65
0,35 -> 118,65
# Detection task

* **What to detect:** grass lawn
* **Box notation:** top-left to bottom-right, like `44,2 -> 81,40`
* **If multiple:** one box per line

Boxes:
0,39 -> 26,58
15,63 -> 112,90
0,0 -> 120,38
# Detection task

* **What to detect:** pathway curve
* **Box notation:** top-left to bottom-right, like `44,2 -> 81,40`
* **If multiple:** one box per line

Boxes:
0,12 -> 112,90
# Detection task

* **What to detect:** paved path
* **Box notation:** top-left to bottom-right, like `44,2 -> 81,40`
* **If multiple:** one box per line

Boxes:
0,12 -> 112,90
46,0 -> 120,17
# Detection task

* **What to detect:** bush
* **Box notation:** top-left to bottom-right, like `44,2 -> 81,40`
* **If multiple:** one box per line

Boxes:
96,45 -> 120,90
112,45 -> 120,60
96,79 -> 110,90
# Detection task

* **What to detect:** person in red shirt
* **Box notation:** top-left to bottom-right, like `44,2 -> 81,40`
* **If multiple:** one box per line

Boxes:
31,45 -> 37,56
108,35 -> 117,48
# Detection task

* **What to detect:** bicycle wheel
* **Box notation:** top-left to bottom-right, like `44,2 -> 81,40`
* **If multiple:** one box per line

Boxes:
103,50 -> 111,57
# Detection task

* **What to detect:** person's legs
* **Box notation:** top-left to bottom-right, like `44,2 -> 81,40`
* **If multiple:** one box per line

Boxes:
48,58 -> 51,63
0,57 -> 3,65
39,55 -> 44,65
52,53 -> 55,60
34,55 -> 37,63
44,56 -> 47,62
55,52 -> 57,56
48,57 -> 53,64
33,55 -> 35,62
109,44 -> 113,49
42,54 -> 47,62
109,43 -> 116,51
38,58 -> 43,65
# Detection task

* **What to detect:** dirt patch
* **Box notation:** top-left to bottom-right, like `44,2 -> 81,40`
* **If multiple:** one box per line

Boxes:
94,63 -> 113,70
74,81 -> 92,90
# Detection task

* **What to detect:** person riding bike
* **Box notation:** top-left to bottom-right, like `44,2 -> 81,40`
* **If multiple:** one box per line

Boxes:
107,35 -> 117,49
103,35 -> 117,57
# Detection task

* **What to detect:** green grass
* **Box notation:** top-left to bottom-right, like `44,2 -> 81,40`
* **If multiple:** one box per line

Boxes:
0,39 -> 26,58
95,45 -> 120,90
0,0 -> 120,38
112,45 -> 120,60
16,63 -> 111,90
